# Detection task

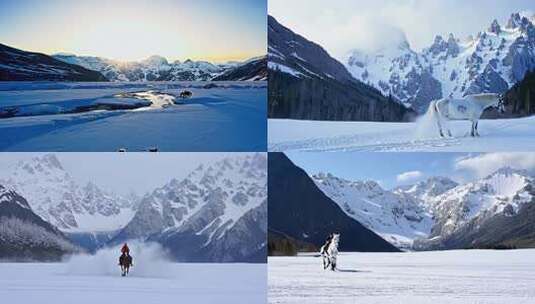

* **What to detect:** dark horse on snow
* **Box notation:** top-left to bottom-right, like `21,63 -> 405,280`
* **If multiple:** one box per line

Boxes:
179,90 -> 193,99
119,253 -> 133,276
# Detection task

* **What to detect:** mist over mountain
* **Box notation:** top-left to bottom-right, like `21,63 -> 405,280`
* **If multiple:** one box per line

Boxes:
345,12 -> 535,113
268,15 -> 414,122
0,154 -> 267,262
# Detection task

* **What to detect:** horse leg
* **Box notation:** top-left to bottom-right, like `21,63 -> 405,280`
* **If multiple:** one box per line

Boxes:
436,116 -> 445,137
470,121 -> 475,137
435,109 -> 445,137
475,121 -> 480,137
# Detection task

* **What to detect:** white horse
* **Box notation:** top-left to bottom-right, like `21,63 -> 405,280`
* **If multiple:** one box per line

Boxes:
320,233 -> 340,271
428,93 -> 505,137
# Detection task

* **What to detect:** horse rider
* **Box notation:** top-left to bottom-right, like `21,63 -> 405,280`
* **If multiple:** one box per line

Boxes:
121,243 -> 130,255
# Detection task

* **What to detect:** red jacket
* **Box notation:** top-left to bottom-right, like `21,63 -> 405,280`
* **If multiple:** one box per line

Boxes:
121,244 -> 130,254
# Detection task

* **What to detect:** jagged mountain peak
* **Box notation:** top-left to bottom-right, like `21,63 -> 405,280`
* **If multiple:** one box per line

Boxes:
507,12 -> 524,29
16,154 -> 65,174
312,171 -> 432,249
113,154 -> 267,262
314,172 -> 382,192
142,55 -> 169,66
0,184 -> 30,209
489,19 -> 502,34
477,167 -> 532,197
1,155 -> 137,232
486,166 -> 530,178
345,12 -> 535,113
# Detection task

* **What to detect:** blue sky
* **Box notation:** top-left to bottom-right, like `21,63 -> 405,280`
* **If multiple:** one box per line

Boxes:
286,152 -> 535,189
0,0 -> 267,62
269,0 -> 535,57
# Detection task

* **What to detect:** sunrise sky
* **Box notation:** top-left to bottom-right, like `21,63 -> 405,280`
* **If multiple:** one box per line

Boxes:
0,0 -> 266,62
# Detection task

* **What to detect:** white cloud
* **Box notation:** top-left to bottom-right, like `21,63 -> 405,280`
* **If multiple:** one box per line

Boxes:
269,0 -> 532,58
396,170 -> 424,183
454,153 -> 535,179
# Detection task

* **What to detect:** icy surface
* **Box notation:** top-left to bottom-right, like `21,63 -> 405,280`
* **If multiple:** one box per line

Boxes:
0,244 -> 266,304
268,116 -> 535,152
269,250 -> 535,304
0,82 -> 267,151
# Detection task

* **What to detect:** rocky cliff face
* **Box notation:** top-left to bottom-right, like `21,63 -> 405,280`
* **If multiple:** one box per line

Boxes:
346,12 -> 535,114
113,154 -> 267,262
0,154 -> 138,233
268,15 -> 414,122
311,168 -> 534,251
0,184 -> 79,260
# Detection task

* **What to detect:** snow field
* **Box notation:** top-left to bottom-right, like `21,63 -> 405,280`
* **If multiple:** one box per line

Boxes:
0,82 -> 267,151
268,116 -> 535,152
268,250 -> 535,304
0,242 -> 266,304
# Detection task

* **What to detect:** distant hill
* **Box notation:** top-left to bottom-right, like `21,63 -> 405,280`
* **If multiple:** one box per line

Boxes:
213,56 -> 267,81
0,43 -> 108,81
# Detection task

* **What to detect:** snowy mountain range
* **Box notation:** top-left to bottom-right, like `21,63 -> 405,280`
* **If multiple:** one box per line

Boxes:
0,154 -> 138,233
53,53 -> 267,82
345,12 -> 535,113
0,154 -> 267,262
112,153 -> 267,262
313,173 -> 435,249
312,168 -> 534,250
267,15 -> 414,122
0,184 -> 79,260
268,153 -> 400,253
0,43 -> 107,81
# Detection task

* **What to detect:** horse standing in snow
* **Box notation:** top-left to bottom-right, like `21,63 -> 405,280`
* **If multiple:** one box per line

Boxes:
320,233 -> 340,271
428,93 -> 505,137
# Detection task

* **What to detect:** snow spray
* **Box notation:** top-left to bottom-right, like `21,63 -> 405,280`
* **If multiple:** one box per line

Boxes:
413,101 -> 440,140
64,241 -> 173,278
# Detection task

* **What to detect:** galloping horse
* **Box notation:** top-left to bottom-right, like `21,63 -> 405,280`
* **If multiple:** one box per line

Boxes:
429,93 -> 505,137
320,233 -> 340,271
119,253 -> 133,277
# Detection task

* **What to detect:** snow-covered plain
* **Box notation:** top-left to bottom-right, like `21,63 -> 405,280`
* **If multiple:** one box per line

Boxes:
0,243 -> 267,304
268,116 -> 535,152
269,250 -> 535,304
0,82 -> 266,151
